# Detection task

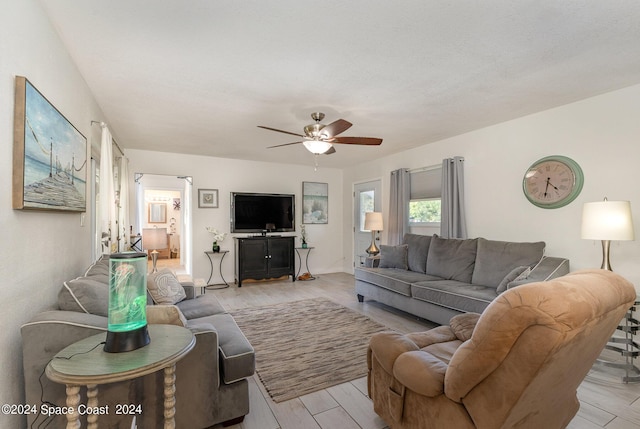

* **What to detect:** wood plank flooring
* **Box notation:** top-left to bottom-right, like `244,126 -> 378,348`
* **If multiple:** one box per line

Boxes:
202,272 -> 640,429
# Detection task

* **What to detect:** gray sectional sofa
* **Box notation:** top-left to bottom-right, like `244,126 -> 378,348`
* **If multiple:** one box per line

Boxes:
355,234 -> 570,325
21,256 -> 255,429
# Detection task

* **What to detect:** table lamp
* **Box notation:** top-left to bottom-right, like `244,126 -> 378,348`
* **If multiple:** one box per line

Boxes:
105,252 -> 150,352
364,212 -> 383,256
142,228 -> 168,273
581,198 -> 635,271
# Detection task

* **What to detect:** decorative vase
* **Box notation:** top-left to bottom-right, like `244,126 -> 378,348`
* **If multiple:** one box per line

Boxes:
212,243 -> 220,253
302,242 -> 308,249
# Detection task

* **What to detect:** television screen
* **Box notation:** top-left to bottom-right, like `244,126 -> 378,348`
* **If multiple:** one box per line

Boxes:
231,192 -> 295,233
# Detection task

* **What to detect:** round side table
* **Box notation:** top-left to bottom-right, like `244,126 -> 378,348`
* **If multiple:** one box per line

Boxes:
46,324 -> 195,429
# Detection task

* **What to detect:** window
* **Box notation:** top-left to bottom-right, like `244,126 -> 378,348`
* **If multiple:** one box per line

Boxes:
410,198 -> 441,224
409,167 -> 441,225
359,190 -> 375,232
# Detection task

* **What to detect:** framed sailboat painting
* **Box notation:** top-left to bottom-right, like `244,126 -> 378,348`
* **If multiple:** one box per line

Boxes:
13,76 -> 87,212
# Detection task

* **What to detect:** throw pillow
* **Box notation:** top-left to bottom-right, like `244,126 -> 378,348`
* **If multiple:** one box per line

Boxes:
496,266 -> 530,293
378,244 -> 409,270
58,277 -> 109,316
147,269 -> 187,305
507,267 -> 532,290
425,236 -> 478,283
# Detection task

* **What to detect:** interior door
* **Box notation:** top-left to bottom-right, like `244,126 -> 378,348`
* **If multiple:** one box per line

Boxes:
135,173 -> 192,274
354,180 -> 382,269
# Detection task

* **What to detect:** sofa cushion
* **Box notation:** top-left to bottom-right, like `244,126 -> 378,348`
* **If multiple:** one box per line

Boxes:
471,238 -> 545,288
379,244 -> 409,270
176,293 -> 229,319
403,234 -> 432,273
355,267 -> 441,297
146,304 -> 188,327
411,280 -> 497,314
425,236 -> 478,283
147,269 -> 187,305
201,313 -> 255,384
58,277 -> 109,316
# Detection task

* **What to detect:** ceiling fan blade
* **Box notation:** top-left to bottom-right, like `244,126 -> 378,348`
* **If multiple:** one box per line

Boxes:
319,119 -> 352,138
323,146 -> 337,155
266,141 -> 304,149
330,136 -> 383,145
258,125 -> 305,138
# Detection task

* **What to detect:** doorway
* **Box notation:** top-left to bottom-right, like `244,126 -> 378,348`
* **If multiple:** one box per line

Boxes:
353,179 -> 382,269
135,173 -> 193,275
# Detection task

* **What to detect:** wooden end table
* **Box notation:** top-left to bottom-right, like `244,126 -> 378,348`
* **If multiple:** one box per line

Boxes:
46,324 -> 195,429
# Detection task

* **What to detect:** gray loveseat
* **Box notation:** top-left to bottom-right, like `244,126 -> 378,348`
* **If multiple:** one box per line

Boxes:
21,256 -> 255,429
355,234 -> 569,325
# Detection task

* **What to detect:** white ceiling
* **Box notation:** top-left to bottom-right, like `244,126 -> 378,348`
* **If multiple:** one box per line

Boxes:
40,1 -> 640,169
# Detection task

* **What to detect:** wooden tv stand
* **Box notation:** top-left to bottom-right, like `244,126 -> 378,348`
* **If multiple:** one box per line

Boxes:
234,236 -> 295,287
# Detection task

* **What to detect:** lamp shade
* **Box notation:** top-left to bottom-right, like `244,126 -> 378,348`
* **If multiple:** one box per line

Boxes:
581,200 -> 635,241
142,228 -> 168,250
302,140 -> 333,154
364,212 -> 384,231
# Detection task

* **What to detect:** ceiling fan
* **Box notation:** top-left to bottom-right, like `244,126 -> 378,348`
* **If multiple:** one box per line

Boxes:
258,112 -> 382,155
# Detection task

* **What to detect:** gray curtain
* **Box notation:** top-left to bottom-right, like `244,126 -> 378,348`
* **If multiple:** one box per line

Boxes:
440,157 -> 467,239
388,168 -> 410,245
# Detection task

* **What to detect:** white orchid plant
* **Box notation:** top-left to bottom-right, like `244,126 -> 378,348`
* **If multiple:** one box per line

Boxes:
206,227 -> 227,244
300,224 -> 307,244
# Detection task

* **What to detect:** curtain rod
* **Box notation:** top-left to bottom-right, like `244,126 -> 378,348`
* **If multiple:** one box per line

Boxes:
408,163 -> 441,173
92,120 -> 124,157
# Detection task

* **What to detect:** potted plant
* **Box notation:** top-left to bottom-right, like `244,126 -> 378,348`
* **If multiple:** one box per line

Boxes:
206,227 -> 227,252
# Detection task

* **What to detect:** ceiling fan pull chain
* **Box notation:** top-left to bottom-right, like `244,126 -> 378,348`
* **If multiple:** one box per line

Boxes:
314,154 -> 319,171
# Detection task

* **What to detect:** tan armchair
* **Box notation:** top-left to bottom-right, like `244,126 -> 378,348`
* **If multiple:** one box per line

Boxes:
367,269 -> 636,429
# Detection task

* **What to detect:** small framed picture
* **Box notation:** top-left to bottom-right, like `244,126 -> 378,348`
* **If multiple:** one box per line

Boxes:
198,189 -> 219,208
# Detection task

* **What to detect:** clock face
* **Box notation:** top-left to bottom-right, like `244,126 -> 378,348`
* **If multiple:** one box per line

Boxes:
523,156 -> 584,209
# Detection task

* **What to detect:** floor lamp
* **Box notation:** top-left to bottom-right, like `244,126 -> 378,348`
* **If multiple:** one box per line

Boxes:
364,212 -> 383,256
581,198 -> 635,271
142,228 -> 168,273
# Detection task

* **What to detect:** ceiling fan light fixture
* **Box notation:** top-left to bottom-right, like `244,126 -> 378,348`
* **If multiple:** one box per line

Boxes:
303,139 -> 333,154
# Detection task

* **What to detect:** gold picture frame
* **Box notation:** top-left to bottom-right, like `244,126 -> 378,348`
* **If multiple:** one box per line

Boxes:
13,76 -> 87,212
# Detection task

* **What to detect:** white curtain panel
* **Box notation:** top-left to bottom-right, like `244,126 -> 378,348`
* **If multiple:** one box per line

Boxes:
440,156 -> 468,239
182,177 -> 193,274
118,156 -> 130,251
99,125 -> 117,253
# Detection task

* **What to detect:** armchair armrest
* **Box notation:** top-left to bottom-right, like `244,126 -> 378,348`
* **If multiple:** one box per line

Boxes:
368,331 -> 419,374
393,351 -> 448,397
176,274 -> 196,300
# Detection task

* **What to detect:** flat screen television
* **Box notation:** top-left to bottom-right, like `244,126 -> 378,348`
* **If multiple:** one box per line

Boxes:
231,192 -> 295,233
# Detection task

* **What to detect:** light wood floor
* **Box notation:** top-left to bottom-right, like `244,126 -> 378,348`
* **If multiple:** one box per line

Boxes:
199,272 -> 640,429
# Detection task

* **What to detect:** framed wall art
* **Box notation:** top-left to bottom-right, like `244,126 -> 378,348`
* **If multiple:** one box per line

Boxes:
302,182 -> 328,224
13,76 -> 87,212
198,189 -> 219,208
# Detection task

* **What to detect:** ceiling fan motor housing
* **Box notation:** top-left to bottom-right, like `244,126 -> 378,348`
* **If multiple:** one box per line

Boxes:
304,123 -> 326,139
304,112 -> 327,139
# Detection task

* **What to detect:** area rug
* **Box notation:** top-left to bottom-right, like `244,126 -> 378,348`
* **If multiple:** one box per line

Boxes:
230,298 -> 390,402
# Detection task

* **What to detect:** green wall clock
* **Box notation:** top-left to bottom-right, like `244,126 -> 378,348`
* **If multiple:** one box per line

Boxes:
522,155 -> 584,209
